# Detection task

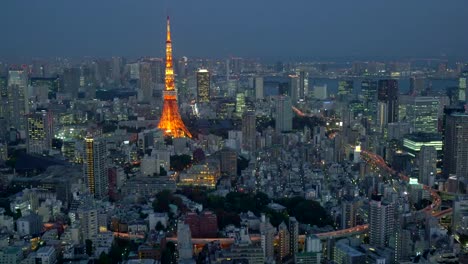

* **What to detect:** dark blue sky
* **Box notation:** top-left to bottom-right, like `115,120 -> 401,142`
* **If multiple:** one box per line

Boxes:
1,0 -> 468,60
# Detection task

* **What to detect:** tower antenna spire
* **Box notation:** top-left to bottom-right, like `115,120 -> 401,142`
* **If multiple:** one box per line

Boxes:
157,16 -> 192,138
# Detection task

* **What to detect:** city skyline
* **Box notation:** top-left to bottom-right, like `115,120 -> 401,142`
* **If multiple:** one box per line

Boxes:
2,1 -> 468,60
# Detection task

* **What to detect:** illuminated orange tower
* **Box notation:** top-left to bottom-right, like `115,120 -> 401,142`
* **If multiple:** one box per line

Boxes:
157,17 -> 192,138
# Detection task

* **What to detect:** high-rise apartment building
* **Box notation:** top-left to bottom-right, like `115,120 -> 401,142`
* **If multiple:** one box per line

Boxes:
26,110 -> 53,155
276,96 -> 293,133
289,217 -> 299,257
177,221 -> 193,261
278,222 -> 290,260
84,136 -> 108,199
196,69 -> 210,103
369,199 -> 395,247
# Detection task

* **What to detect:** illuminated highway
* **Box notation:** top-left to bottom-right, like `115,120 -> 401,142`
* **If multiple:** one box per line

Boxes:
360,149 -> 447,216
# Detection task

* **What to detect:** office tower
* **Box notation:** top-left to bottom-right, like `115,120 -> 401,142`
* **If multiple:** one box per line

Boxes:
111,57 -> 122,85
196,69 -> 210,103
0,77 -> 7,125
7,69 -> 28,132
459,71 -> 468,103
296,235 -> 322,264
289,75 -> 299,103
338,80 -> 353,101
443,113 -> 468,179
278,222 -> 290,260
138,62 -> 152,103
260,215 -> 275,262
235,92 -> 246,116
242,112 -> 256,153
177,221 -> 193,261
361,80 -> 377,124
26,110 -> 53,155
298,71 -> 309,100
313,84 -> 328,100
275,96 -> 293,133
220,148 -> 237,176
158,17 -> 192,138
289,217 -> 299,257
62,68 -> 80,97
341,196 -> 358,229
255,77 -> 264,100
84,136 -> 108,199
410,76 -> 425,96
452,196 -> 468,233
399,95 -> 439,133
378,79 -> 399,123
418,146 -> 437,187
369,199 -> 395,247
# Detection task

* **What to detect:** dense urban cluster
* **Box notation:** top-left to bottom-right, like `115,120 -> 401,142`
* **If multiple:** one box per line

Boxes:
1,17 -> 468,264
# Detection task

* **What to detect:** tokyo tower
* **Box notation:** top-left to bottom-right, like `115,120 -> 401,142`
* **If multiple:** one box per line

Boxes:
157,17 -> 192,138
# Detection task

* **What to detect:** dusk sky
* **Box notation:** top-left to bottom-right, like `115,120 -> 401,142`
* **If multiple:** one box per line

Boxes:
2,0 -> 468,60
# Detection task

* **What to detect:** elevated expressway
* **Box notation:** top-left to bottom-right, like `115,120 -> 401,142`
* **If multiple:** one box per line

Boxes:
163,142 -> 451,245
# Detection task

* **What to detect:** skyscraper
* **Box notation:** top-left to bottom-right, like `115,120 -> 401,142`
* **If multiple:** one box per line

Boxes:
369,199 -> 395,247
443,113 -> 468,179
157,17 -> 192,138
298,71 -> 309,100
399,96 -> 439,133
361,80 -> 377,126
289,75 -> 299,103
255,77 -> 264,100
418,146 -> 437,187
378,79 -> 399,124
242,111 -> 256,153
459,71 -> 468,103
260,215 -> 275,262
278,222 -> 290,260
62,68 -> 80,98
196,69 -> 210,103
235,92 -> 246,117
7,69 -> 28,132
26,110 -> 53,155
338,80 -> 353,101
275,96 -> 293,133
84,136 -> 108,199
289,217 -> 299,257
138,62 -> 152,103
